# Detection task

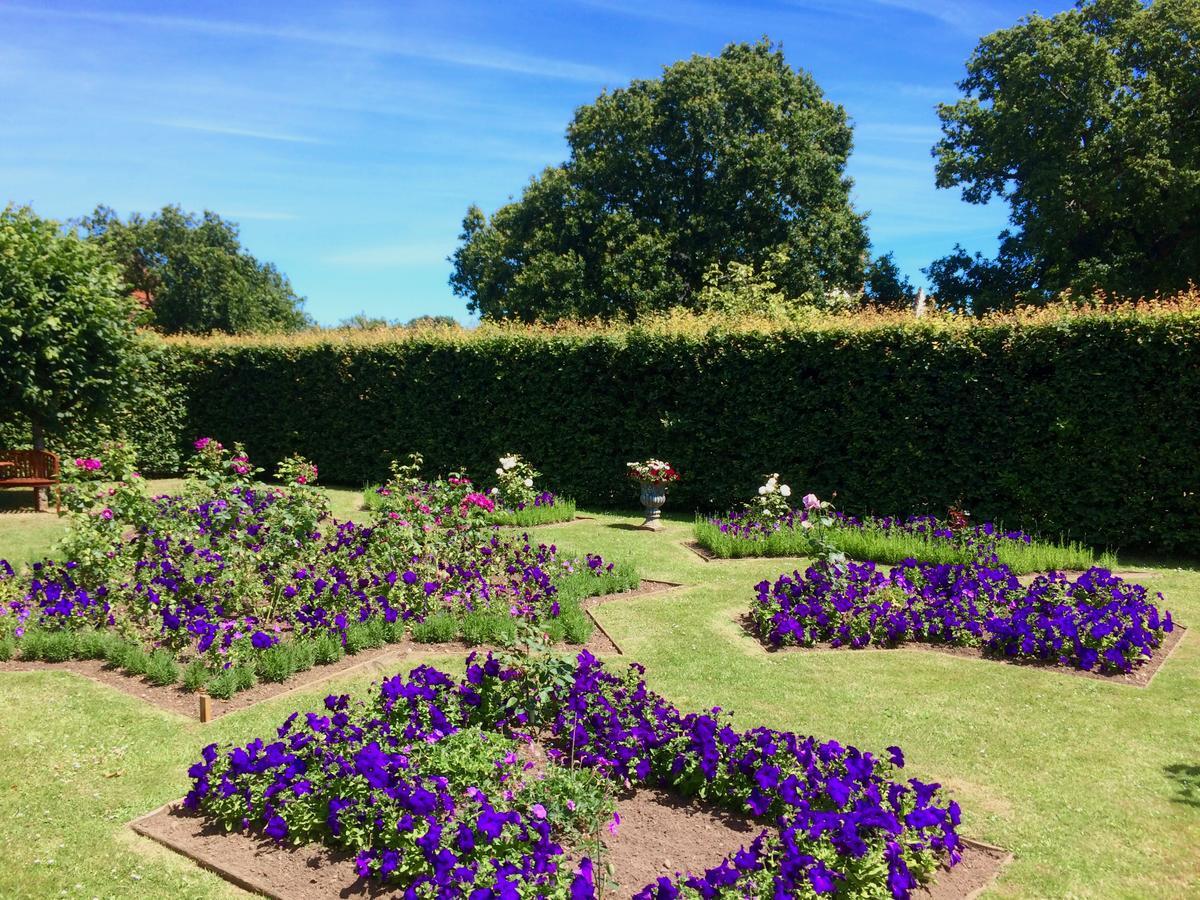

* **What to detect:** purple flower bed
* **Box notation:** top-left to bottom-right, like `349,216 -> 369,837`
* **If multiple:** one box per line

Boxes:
711,509 -> 1030,548
752,561 -> 1174,674
184,651 -> 961,898
0,447 -> 633,695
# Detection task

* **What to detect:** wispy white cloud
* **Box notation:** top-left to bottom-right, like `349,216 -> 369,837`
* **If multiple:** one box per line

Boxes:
150,118 -> 324,144
1,5 -> 621,83
324,240 -> 452,268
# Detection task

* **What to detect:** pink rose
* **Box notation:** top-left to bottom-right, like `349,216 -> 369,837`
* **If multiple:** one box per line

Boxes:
802,493 -> 821,510
100,508 -> 113,520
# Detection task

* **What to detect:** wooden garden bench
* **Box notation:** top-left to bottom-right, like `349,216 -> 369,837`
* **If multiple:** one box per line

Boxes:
0,449 -> 61,513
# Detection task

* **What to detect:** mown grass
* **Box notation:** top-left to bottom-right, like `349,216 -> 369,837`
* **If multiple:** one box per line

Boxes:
694,516 -> 1117,574
1,503 -> 1198,898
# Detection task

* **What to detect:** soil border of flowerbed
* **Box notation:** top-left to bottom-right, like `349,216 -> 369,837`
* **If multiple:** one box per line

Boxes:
733,613 -> 1187,688
0,580 -> 686,722
128,796 -> 1010,900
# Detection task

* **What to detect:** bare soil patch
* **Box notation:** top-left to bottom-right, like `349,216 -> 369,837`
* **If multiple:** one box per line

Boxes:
917,838 -> 1012,900
736,613 -> 1187,688
132,790 -> 1007,900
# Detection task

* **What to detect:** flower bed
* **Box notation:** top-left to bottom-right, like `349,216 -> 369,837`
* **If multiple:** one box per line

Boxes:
697,504 -> 1115,574
179,649 -> 964,898
750,560 -> 1174,675
0,443 -> 634,700
365,452 -> 578,527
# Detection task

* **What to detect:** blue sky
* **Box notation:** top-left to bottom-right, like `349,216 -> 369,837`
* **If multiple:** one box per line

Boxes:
1,1 -> 1074,325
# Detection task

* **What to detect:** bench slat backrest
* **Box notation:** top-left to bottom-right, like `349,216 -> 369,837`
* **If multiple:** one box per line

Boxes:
0,450 -> 61,481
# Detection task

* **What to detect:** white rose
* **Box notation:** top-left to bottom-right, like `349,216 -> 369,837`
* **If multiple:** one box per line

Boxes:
500,456 -> 518,470
489,487 -> 498,494
523,478 -> 533,487
758,486 -> 768,495
780,485 -> 791,497
495,468 -> 504,475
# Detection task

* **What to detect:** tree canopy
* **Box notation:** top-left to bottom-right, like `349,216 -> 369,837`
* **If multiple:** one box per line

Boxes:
78,205 -> 309,334
451,39 -> 869,322
0,205 -> 142,443
932,0 -> 1200,311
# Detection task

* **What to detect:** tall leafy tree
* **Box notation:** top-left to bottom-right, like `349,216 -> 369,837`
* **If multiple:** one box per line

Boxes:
78,205 -> 309,334
0,205 -> 142,491
452,40 -> 868,321
864,252 -> 915,309
932,0 -> 1200,310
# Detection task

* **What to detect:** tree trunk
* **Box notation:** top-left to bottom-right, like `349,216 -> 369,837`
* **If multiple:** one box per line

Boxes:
31,417 -> 46,512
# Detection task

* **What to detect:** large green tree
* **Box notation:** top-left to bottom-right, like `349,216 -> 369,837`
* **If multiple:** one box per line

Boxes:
0,205 -> 141,469
78,205 -> 309,334
932,0 -> 1200,310
451,40 -> 868,321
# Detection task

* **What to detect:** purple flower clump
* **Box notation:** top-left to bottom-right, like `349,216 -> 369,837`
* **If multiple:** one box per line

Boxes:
751,561 -> 1173,674
184,651 -> 960,898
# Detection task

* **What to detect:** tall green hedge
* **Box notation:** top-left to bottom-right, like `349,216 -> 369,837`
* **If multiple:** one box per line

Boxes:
5,308 -> 1198,550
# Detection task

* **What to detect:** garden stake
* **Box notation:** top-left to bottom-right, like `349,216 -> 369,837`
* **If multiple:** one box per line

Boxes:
198,694 -> 212,723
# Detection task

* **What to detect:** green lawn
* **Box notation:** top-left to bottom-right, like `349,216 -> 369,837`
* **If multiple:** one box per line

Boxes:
1,492 -> 1198,898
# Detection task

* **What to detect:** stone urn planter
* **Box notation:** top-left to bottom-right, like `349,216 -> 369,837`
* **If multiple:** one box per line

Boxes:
639,482 -> 668,531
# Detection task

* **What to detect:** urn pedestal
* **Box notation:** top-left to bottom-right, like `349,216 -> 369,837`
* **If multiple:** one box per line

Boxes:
639,482 -> 667,531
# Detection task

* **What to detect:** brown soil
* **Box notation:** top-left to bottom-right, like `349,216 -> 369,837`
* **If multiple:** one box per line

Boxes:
0,581 -> 678,721
916,839 -> 1012,900
596,788 -> 760,895
132,794 -> 1008,900
736,613 -> 1187,688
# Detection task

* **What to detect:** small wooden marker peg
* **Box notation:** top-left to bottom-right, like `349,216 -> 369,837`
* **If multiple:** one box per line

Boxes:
198,694 -> 213,723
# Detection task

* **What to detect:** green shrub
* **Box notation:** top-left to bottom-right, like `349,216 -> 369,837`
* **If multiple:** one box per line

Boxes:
312,633 -> 343,665
180,659 -> 208,693
382,617 -> 408,644
290,639 -> 316,672
121,646 -> 150,677
256,643 -> 295,683
460,611 -> 516,647
17,629 -> 49,661
344,621 -> 385,655
0,635 -> 14,661
74,630 -> 112,660
101,635 -> 133,668
412,613 -> 459,644
232,665 -> 255,692
561,607 -> 594,644
144,650 -> 179,686
205,669 -> 237,700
